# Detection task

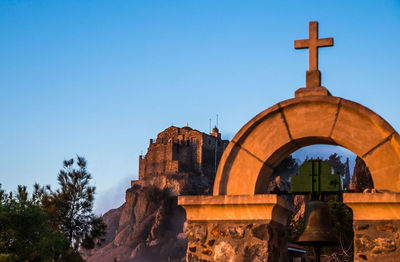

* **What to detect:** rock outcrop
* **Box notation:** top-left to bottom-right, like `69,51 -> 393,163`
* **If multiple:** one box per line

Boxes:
82,126 -> 227,261
83,177 -> 199,262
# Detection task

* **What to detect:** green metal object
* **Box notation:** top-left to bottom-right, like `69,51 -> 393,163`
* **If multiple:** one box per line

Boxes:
290,159 -> 342,194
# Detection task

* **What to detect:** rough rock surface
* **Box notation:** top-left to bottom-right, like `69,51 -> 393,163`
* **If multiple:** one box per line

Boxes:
185,221 -> 287,262
82,174 -> 212,262
354,220 -> 400,261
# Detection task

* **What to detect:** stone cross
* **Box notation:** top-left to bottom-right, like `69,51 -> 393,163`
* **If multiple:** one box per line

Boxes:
295,21 -> 333,88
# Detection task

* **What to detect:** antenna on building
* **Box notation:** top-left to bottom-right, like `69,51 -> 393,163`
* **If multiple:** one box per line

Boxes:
216,114 -> 219,129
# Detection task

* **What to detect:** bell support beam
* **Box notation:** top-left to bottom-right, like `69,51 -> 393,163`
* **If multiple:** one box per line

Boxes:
343,192 -> 400,220
178,194 -> 293,225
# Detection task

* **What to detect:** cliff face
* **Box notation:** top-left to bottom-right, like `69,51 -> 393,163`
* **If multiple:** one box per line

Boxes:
84,176 -> 205,262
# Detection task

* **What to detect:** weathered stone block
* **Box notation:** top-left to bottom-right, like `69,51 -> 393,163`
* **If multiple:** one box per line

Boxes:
376,224 -> 397,233
353,220 -> 400,261
210,225 -> 227,238
201,249 -> 212,256
244,244 -> 268,262
187,224 -> 207,243
213,241 -> 236,262
355,235 -> 372,252
187,253 -> 210,262
228,225 -> 245,239
185,221 -> 287,262
371,238 -> 396,254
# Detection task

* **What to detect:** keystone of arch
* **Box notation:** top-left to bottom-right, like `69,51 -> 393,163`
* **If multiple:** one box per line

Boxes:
213,95 -> 400,195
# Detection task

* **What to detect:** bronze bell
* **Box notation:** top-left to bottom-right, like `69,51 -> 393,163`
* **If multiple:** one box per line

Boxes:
298,200 -> 339,247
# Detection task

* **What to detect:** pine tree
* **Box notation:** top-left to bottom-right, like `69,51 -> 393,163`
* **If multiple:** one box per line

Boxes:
42,156 -> 106,251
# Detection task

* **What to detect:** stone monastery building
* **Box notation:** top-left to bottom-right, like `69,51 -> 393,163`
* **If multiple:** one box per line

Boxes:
138,125 -> 229,181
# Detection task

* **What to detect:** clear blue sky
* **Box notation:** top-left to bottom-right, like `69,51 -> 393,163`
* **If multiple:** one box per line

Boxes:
1,1 -> 399,214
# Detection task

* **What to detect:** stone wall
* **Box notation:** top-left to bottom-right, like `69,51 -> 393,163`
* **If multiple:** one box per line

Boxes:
139,126 -> 203,179
139,142 -> 176,178
354,220 -> 400,261
186,221 -> 287,262
139,126 -> 228,180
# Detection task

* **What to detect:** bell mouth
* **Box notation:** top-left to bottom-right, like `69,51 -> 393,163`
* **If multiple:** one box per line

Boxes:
297,225 -> 340,246
296,200 -> 340,247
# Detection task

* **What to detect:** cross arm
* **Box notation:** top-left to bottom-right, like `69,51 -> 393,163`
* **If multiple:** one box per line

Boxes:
294,39 -> 309,49
317,37 -> 334,47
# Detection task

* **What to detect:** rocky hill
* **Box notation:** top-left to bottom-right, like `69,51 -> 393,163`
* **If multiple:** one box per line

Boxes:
82,175 -> 205,262
81,126 -> 227,261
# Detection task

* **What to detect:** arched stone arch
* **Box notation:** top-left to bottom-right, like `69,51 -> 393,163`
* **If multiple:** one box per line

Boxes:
213,95 -> 400,195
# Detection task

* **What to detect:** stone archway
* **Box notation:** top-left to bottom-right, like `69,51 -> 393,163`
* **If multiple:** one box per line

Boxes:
213,95 -> 400,196
179,21 -> 400,261
179,93 -> 400,261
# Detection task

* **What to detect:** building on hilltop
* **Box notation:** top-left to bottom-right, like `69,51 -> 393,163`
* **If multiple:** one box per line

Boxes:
85,125 -> 230,262
138,125 -> 229,181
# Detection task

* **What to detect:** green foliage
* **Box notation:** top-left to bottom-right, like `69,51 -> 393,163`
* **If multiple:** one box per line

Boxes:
0,185 -> 69,261
0,254 -> 17,262
329,196 -> 353,247
299,196 -> 355,261
40,156 -> 106,250
0,156 -> 106,260
327,153 -> 346,176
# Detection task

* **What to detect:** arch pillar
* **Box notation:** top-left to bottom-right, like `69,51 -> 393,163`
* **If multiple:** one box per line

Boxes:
178,194 -> 293,261
344,192 -> 400,261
